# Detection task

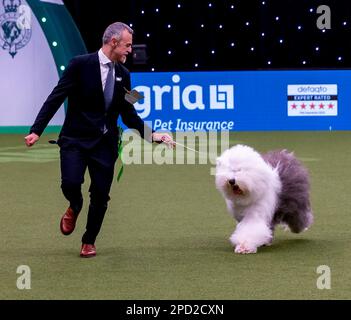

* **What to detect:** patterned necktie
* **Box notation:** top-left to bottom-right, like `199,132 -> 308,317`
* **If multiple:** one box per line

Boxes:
104,62 -> 114,109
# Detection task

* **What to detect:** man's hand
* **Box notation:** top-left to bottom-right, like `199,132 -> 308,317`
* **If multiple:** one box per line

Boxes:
152,132 -> 175,148
24,133 -> 39,147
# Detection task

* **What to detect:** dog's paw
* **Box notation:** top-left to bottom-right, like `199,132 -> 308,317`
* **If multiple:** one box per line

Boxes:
234,243 -> 257,254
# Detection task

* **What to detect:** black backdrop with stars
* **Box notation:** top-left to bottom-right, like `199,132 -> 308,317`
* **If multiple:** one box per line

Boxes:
62,0 -> 351,72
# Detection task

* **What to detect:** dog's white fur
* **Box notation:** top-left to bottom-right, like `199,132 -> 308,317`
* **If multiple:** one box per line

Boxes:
215,144 -> 312,254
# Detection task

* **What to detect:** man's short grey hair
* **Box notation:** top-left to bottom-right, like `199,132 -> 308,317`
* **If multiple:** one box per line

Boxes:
102,22 -> 134,45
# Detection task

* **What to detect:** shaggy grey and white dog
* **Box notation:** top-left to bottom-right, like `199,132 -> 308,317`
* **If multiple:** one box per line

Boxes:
215,144 -> 313,254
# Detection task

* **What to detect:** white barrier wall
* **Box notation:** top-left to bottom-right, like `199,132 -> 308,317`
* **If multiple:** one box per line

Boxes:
0,0 -> 70,131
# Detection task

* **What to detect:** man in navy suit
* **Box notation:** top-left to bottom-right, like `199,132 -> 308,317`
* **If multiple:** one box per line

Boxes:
24,22 -> 174,258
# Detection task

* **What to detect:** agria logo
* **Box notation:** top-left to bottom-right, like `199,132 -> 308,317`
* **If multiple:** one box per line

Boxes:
133,74 -> 234,118
0,0 -> 32,58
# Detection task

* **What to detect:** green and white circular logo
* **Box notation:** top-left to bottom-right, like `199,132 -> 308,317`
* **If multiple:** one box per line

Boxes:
0,0 -> 32,58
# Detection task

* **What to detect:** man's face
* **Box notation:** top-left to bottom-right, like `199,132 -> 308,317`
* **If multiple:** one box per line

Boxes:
111,30 -> 133,63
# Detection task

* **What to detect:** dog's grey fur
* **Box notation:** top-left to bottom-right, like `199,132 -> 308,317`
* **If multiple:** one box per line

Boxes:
262,149 -> 313,233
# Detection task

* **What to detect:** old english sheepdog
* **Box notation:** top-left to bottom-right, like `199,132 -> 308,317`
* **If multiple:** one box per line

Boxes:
215,144 -> 313,254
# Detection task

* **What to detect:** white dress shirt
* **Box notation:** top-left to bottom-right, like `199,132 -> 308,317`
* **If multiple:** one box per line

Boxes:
98,49 -> 115,134
98,48 -> 115,91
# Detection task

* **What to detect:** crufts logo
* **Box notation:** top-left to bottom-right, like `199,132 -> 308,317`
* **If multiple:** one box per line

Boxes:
0,0 -> 32,58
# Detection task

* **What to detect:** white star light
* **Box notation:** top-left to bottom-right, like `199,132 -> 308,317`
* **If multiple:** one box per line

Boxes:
132,1 -> 340,70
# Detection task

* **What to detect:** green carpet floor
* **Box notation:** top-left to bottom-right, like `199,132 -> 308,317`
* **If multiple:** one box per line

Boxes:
0,131 -> 350,300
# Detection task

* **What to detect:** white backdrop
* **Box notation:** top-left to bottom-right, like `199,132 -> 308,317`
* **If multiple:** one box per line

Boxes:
0,0 -> 65,127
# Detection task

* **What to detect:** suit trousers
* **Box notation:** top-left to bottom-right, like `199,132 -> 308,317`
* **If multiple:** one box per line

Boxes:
59,134 -> 119,244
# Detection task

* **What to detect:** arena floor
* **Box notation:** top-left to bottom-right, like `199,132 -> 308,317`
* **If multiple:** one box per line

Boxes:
0,131 -> 350,299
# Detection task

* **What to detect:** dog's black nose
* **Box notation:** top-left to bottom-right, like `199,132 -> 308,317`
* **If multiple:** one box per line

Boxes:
228,179 -> 236,186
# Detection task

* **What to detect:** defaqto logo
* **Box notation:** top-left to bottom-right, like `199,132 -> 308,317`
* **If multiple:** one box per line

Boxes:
287,84 -> 338,117
297,85 -> 328,93
133,74 -> 234,119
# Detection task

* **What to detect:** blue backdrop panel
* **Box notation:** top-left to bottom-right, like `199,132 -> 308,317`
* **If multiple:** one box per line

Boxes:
130,70 -> 351,131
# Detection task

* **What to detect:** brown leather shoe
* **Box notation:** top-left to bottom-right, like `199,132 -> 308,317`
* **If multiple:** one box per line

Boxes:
60,207 -> 78,235
80,244 -> 96,258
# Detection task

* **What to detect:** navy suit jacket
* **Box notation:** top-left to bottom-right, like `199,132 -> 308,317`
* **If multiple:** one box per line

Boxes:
30,52 -> 150,147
